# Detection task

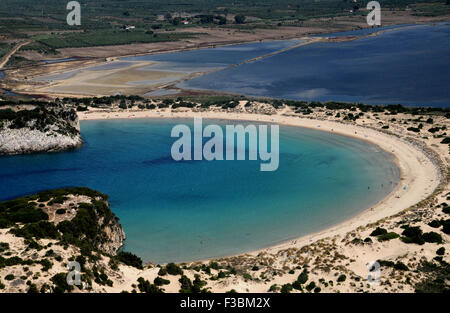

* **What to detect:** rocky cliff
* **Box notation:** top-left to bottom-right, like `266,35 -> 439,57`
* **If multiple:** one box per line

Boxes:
0,187 -> 130,293
0,101 -> 82,155
0,187 -> 126,255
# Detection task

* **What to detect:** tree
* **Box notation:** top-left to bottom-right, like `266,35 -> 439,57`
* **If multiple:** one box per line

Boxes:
117,251 -> 143,269
215,15 -> 227,25
172,17 -> 182,26
119,99 -> 127,110
234,15 -> 246,24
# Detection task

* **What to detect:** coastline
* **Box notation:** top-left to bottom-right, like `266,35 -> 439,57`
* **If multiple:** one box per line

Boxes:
78,109 -> 442,263
11,23 -> 436,99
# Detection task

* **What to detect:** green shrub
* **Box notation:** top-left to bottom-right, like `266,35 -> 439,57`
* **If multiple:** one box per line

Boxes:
401,226 -> 425,244
0,242 -> 9,253
292,280 -> 303,291
0,256 -> 23,268
192,274 -> 207,293
280,283 -> 293,293
414,261 -> 450,293
5,274 -> 14,281
422,232 -> 443,244
377,260 -> 393,268
51,273 -> 74,293
442,220 -> 450,234
209,261 -> 220,270
158,267 -> 167,276
306,281 -> 316,291
40,259 -> 53,271
377,232 -> 400,242
12,221 -> 59,240
27,283 -> 39,293
116,251 -> 143,269
402,226 -> 422,238
436,247 -> 445,256
242,273 -> 252,281
269,284 -> 280,292
179,275 -> 193,293
337,274 -> 346,282
428,220 -> 441,228
137,277 -> 163,293
370,227 -> 388,236
0,198 -> 48,227
394,262 -> 409,271
154,276 -> 170,286
401,236 -> 425,245
56,209 -> 66,215
297,269 -> 308,284
217,271 -> 226,279
93,267 -> 113,286
166,263 -> 183,275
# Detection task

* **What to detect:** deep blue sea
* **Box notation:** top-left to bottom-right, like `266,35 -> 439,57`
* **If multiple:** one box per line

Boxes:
0,119 -> 399,263
178,23 -> 450,107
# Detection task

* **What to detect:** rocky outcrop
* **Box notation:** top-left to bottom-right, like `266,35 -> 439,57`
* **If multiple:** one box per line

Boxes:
0,187 -> 129,293
97,216 -> 126,255
0,187 -> 126,254
0,103 -> 82,155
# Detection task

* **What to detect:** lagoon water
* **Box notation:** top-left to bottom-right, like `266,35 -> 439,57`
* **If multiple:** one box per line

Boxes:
0,119 -> 399,263
179,23 -> 450,107
121,40 -> 302,73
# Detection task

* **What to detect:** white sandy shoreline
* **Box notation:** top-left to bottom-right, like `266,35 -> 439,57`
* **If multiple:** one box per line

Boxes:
78,109 -> 442,263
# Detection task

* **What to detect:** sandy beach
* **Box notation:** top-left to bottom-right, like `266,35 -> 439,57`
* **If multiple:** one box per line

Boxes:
66,104 -> 448,293
1,101 -> 447,294
78,108 -> 441,258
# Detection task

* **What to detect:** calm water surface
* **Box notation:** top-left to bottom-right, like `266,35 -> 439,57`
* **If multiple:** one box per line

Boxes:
0,119 -> 399,263
179,24 -> 450,107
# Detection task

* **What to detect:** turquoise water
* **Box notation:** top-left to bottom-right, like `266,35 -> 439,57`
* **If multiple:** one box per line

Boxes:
0,119 -> 399,263
179,23 -> 450,107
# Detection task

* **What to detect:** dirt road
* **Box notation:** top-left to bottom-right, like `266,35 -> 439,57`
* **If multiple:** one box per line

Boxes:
0,41 -> 30,69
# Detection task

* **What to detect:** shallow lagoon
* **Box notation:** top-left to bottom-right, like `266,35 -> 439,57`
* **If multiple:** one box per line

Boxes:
180,24 -> 450,107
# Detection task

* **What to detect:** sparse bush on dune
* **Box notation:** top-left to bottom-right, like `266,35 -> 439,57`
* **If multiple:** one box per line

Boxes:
116,251 -> 143,269
422,232 -> 443,244
377,232 -> 400,242
166,262 -> 183,275
154,276 -> 170,286
51,273 -> 74,293
280,283 -> 293,293
337,274 -> 346,283
137,277 -> 163,293
370,227 -> 387,236
436,247 -> 445,256
297,269 -> 308,284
